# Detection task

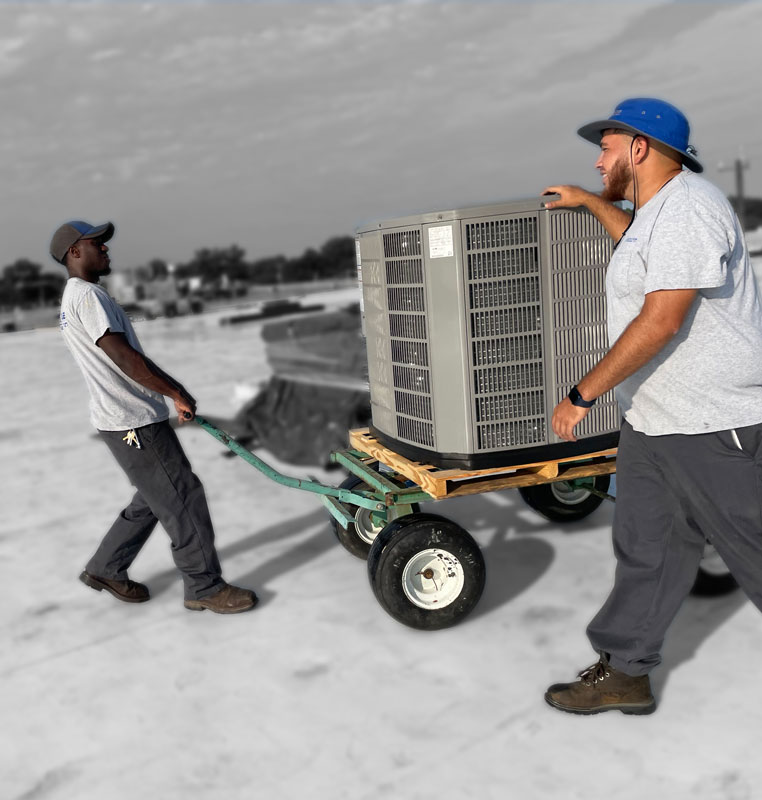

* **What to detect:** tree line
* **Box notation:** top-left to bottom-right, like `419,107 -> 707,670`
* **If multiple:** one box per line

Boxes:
174,235 -> 355,285
0,235 -> 357,310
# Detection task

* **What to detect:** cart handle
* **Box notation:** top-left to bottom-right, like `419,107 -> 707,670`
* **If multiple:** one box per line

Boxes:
193,414 -> 384,511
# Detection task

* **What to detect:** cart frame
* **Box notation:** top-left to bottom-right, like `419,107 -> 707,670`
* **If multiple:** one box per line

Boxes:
195,415 -> 617,527
195,416 -> 735,628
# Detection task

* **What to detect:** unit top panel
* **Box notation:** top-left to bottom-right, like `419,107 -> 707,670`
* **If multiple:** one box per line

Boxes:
355,195 -> 563,234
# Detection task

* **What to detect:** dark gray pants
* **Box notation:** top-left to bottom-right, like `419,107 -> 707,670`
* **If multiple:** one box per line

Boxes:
587,419 -> 762,676
88,420 -> 223,600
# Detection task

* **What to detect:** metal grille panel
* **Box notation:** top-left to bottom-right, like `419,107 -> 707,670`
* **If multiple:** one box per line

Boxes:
466,217 -> 538,249
386,258 -> 423,285
383,231 -> 422,258
472,334 -> 543,366
474,362 -> 544,395
383,227 -> 433,448
477,419 -> 546,450
395,390 -> 433,420
475,390 -> 545,422
391,340 -> 429,367
397,416 -> 434,448
471,306 -> 541,338
469,276 -> 541,309
468,247 -> 538,280
550,210 -> 615,438
465,213 -> 545,451
387,287 -> 425,312
389,313 -> 427,340
393,365 -> 431,394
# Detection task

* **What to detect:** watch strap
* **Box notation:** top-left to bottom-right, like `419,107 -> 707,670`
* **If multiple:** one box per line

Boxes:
568,385 -> 596,408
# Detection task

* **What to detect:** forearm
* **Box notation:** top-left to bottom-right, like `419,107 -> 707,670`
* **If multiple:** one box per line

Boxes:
97,330 -> 196,421
576,315 -> 677,401
142,355 -> 187,396
575,288 -> 697,402
112,349 -> 185,402
543,185 -> 631,241
551,312 -> 679,442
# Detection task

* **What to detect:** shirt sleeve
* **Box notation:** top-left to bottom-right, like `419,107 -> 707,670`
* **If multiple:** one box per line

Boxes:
78,287 -> 126,344
643,191 -> 733,293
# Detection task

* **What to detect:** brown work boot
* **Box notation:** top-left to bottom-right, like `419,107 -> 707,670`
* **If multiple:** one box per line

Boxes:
545,655 -> 656,715
184,582 -> 258,614
79,571 -> 150,603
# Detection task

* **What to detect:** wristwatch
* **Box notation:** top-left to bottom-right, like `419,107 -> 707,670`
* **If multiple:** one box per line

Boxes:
568,385 -> 596,408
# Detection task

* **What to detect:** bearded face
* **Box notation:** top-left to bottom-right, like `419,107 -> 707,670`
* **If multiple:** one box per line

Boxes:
600,151 -> 633,203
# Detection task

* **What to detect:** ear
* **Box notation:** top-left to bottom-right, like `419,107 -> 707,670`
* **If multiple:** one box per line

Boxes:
631,135 -> 650,165
68,243 -> 81,262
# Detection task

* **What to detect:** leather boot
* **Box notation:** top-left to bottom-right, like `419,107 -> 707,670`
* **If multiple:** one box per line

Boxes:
545,655 -> 656,715
184,582 -> 258,614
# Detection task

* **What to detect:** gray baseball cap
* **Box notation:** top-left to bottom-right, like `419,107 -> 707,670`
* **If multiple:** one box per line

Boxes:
50,220 -> 115,265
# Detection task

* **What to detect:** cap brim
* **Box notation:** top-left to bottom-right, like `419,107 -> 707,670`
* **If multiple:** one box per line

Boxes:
80,222 -> 115,242
576,120 -> 703,173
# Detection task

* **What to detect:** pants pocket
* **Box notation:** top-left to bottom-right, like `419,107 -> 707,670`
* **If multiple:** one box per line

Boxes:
732,422 -> 762,458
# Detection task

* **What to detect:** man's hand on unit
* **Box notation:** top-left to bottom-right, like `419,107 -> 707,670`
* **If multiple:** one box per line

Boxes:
542,185 -> 595,209
551,398 -> 590,442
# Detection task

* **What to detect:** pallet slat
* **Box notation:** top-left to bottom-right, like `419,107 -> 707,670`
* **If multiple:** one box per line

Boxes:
347,429 -> 616,500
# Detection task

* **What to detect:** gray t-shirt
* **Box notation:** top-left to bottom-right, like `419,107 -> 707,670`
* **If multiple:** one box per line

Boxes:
60,277 -> 168,431
606,172 -> 762,435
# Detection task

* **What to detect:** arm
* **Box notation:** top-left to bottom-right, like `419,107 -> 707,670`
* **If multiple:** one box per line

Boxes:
552,288 -> 698,441
96,331 -> 197,423
543,185 -> 632,242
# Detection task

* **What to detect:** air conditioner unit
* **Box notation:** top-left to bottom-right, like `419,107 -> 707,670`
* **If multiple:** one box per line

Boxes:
355,197 -> 620,470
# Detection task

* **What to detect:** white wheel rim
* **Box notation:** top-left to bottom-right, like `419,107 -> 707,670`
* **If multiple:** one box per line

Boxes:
353,507 -> 384,545
401,548 -> 465,610
700,543 -> 730,577
550,481 -> 591,506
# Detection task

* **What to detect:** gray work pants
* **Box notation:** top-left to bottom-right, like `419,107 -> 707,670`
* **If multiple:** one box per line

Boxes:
587,419 -> 762,676
87,420 -> 223,600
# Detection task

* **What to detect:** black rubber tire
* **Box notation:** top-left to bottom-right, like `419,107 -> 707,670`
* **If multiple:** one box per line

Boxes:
367,513 -> 486,630
518,475 -> 611,523
690,544 -> 739,596
331,474 -> 418,560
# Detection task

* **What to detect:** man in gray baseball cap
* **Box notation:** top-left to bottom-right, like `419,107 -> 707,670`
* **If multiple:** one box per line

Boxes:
53,219 -> 258,614
541,98 -> 762,715
50,220 -> 115,265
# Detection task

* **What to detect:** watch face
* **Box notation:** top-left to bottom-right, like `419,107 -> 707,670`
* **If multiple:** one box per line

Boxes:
569,386 -> 594,408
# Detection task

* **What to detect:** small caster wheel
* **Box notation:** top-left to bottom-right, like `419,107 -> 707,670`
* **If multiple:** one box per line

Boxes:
518,475 -> 611,523
330,474 -> 418,559
367,513 -> 486,630
691,542 -> 739,596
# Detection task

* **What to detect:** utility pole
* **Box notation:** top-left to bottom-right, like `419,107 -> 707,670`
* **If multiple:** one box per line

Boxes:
719,156 -> 751,230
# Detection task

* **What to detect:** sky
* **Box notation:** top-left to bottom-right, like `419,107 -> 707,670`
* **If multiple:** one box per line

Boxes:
2,0 -> 762,273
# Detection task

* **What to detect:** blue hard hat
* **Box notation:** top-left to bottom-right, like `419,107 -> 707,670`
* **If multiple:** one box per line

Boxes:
577,97 -> 702,173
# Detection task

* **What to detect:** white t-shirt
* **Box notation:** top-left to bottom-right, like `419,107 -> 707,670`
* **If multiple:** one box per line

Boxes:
606,172 -> 762,435
60,277 -> 169,431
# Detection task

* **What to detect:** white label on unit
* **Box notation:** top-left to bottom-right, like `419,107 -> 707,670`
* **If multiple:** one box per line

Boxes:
428,225 -> 454,258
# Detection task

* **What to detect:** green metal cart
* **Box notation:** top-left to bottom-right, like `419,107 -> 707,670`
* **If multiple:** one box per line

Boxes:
196,415 -> 624,630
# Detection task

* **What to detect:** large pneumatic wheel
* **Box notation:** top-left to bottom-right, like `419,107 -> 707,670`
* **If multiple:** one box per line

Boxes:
690,542 -> 739,596
518,475 -> 611,523
367,513 -> 486,631
331,474 -> 419,560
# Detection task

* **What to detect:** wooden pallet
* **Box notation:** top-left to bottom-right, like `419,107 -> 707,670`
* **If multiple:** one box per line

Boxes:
348,429 -> 617,500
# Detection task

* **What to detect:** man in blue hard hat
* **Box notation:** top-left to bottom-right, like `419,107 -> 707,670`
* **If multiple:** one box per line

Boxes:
51,220 -> 258,614
541,98 -> 762,714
